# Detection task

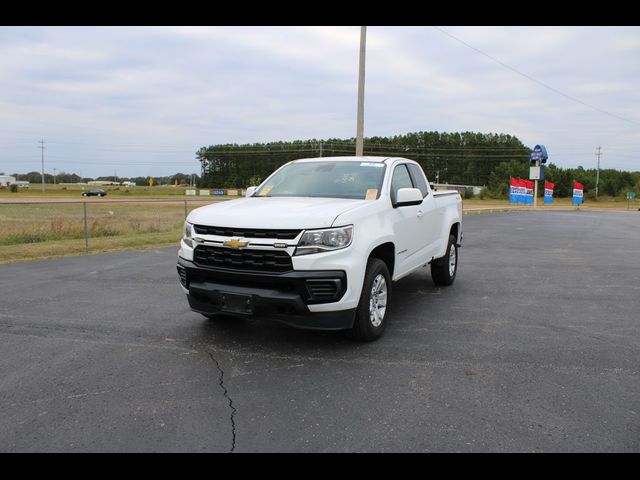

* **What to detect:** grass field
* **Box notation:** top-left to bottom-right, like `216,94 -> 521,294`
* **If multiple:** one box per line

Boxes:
464,196 -> 638,210
0,195 -> 637,264
0,202 -> 198,264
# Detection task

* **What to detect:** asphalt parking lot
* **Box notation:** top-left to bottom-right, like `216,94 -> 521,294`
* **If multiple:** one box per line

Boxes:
1,210 -> 638,452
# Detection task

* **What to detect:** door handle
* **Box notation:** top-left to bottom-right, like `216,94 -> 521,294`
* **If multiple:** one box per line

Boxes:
417,210 -> 424,218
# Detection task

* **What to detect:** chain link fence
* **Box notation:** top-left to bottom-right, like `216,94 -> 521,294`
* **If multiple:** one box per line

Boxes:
0,199 -> 216,263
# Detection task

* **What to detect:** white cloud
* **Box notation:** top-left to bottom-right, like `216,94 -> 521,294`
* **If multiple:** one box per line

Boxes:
0,25 -> 638,177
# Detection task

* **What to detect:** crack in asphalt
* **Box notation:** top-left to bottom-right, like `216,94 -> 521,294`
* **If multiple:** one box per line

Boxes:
208,352 -> 237,452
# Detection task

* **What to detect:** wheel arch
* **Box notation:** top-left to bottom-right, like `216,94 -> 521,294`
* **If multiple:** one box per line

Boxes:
450,221 -> 461,245
368,242 -> 395,278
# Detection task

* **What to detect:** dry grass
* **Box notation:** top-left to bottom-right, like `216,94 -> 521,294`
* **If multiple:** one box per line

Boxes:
0,203 -> 195,264
1,196 -> 637,264
464,197 -> 638,210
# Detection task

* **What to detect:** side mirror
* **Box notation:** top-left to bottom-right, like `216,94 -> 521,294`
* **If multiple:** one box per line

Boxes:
394,188 -> 423,207
245,186 -> 258,197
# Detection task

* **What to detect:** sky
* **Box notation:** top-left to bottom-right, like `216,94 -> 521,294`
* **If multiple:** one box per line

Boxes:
0,26 -> 638,179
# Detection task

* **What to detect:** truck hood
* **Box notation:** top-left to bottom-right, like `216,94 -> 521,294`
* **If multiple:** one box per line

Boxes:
187,197 -> 367,229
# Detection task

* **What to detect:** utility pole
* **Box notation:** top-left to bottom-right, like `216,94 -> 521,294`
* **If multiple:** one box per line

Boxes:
533,160 -> 539,208
355,26 -> 367,157
53,167 -> 57,185
595,145 -> 602,201
38,138 -> 45,193
319,141 -> 323,158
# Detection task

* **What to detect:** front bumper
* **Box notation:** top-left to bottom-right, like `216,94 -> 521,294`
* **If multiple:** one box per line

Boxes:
177,257 -> 356,330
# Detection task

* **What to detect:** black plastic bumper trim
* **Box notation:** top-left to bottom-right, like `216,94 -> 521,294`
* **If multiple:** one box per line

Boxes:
178,257 -> 347,304
178,257 -> 355,330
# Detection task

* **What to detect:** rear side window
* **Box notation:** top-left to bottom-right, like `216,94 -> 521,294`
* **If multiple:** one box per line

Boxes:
407,163 -> 429,197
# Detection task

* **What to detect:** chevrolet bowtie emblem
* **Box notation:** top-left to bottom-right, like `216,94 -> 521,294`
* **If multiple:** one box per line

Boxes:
223,238 -> 249,249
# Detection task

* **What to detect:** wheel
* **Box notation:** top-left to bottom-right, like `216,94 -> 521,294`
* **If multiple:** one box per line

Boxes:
431,234 -> 458,286
346,258 -> 391,342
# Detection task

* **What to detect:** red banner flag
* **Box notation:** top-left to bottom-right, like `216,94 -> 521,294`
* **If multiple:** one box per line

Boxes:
573,181 -> 584,205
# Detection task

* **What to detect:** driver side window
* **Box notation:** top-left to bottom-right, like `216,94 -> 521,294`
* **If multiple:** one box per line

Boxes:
390,164 -> 414,204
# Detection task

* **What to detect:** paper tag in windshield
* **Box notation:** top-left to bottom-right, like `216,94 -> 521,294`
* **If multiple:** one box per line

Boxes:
365,189 -> 378,200
259,185 -> 272,196
360,162 -> 384,167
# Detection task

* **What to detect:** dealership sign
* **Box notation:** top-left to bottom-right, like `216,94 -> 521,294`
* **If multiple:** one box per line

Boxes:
572,181 -> 584,205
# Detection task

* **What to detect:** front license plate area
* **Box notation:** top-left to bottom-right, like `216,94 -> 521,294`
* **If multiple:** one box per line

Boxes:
220,293 -> 253,314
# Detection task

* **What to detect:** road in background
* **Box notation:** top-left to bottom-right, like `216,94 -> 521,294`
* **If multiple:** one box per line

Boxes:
0,211 -> 638,452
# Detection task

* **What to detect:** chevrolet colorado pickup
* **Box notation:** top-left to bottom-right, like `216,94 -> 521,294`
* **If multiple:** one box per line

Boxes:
177,156 -> 462,341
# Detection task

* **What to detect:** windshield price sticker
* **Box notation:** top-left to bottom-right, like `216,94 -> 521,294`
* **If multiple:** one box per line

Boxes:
365,189 -> 378,200
360,162 -> 384,168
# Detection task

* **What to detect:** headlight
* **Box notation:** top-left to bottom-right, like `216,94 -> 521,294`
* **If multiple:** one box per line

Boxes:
183,221 -> 194,248
294,226 -> 353,256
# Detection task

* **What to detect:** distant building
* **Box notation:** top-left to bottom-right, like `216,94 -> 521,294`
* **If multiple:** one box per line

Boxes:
433,184 -> 483,196
121,181 -> 136,187
15,180 -> 30,188
0,175 -> 16,187
88,180 -> 119,186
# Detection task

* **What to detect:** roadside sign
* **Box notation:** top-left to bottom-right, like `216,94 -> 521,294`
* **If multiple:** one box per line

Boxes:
529,166 -> 544,180
530,144 -> 549,164
627,192 -> 636,199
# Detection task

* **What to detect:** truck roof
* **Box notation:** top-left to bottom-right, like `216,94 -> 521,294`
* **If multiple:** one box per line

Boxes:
292,156 -> 395,163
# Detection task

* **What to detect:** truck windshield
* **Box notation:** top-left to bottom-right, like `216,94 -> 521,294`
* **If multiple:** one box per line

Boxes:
254,161 -> 387,200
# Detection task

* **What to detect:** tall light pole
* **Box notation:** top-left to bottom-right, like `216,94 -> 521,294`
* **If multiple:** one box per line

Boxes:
355,26 -> 367,157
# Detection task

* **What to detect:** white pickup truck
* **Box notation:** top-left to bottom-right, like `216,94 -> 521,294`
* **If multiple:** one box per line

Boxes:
177,156 -> 462,341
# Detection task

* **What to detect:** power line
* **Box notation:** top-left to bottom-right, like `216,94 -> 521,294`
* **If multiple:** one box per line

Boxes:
432,26 -> 639,127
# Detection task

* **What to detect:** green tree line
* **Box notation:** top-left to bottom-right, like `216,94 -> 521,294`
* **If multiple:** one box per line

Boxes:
197,131 -> 530,188
486,160 -> 640,199
8,172 -> 200,187
196,131 -> 639,198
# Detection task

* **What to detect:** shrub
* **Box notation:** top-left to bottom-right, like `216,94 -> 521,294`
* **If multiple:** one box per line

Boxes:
464,187 -> 474,199
10,184 -> 18,192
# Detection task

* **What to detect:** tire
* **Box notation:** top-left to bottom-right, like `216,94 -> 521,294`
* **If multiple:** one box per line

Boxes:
431,234 -> 458,286
346,258 -> 391,342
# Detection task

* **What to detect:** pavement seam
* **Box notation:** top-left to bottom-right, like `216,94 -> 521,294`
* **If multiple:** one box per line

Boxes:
208,352 -> 237,453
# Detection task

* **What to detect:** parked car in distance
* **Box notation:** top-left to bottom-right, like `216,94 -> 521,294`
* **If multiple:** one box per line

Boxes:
82,189 -> 107,197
